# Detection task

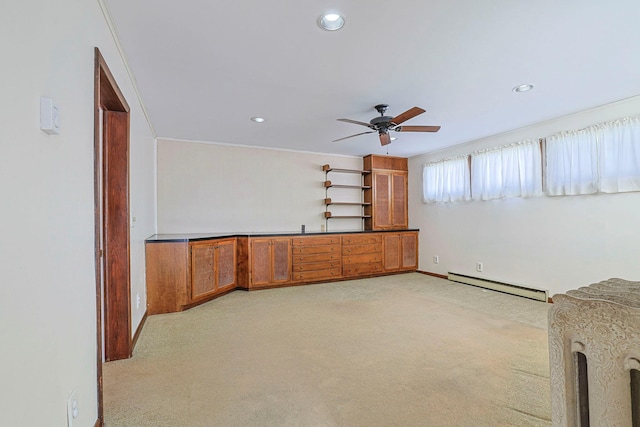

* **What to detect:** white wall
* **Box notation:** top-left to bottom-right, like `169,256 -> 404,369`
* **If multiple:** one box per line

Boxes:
157,139 -> 364,234
0,1 -> 156,426
409,95 -> 640,297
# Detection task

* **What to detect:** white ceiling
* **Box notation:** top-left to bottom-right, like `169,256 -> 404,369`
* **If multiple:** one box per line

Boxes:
103,0 -> 640,158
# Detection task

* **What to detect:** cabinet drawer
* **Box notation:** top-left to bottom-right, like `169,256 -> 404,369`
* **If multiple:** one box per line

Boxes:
292,236 -> 340,246
292,244 -> 340,255
342,244 -> 381,256
293,260 -> 341,272
343,263 -> 383,276
343,253 -> 382,264
293,252 -> 340,263
293,268 -> 342,282
342,234 -> 382,245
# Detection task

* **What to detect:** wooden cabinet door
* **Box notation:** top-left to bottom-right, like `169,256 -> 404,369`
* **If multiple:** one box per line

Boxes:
383,232 -> 418,271
271,238 -> 291,284
250,238 -> 291,287
250,239 -> 272,287
391,172 -> 408,228
383,234 -> 401,271
401,232 -> 418,269
373,172 -> 392,229
216,239 -> 236,291
190,243 -> 216,300
190,238 -> 237,302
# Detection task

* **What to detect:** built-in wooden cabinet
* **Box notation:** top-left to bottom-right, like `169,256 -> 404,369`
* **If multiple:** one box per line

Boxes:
342,233 -> 383,276
291,235 -> 341,282
383,231 -> 418,271
363,155 -> 409,230
146,230 -> 418,314
190,238 -> 236,302
145,237 -> 237,315
249,237 -> 291,288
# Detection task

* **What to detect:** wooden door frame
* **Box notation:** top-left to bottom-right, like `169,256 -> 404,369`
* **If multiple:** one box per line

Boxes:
93,47 -> 131,425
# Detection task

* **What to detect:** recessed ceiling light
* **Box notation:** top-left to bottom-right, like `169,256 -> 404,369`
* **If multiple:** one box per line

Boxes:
251,117 -> 265,123
318,13 -> 345,31
390,136 -> 397,141
512,84 -> 534,93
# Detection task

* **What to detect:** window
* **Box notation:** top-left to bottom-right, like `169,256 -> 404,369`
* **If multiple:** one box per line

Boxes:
423,156 -> 470,203
546,117 -> 640,195
471,140 -> 542,200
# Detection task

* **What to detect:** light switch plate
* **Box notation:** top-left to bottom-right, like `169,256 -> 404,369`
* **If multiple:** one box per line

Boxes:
40,97 -> 60,135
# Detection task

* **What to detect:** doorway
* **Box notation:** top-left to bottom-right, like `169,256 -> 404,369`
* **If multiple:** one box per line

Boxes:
93,47 -> 131,424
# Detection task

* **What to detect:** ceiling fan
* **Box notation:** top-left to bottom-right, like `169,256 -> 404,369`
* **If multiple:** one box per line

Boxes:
334,104 -> 441,146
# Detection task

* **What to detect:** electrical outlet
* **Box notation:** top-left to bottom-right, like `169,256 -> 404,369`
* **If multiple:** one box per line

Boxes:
433,255 -> 439,264
476,262 -> 484,272
136,293 -> 141,309
66,389 -> 78,427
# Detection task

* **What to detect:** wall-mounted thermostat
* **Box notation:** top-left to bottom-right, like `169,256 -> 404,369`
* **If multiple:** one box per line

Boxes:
40,97 -> 60,135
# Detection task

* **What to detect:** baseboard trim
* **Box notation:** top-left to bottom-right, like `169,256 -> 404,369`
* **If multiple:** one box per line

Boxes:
94,418 -> 102,427
416,270 -> 448,279
131,310 -> 148,354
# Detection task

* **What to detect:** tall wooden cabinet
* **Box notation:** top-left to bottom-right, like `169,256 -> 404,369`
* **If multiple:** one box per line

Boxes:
249,237 -> 291,288
363,155 -> 408,230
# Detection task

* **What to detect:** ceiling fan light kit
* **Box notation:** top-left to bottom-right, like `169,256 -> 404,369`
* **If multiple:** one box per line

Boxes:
334,104 -> 441,146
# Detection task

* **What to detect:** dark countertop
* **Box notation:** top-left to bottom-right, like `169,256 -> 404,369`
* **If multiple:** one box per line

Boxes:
146,229 -> 420,243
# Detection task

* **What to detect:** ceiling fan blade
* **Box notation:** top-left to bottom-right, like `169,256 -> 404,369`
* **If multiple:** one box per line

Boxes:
332,131 -> 375,142
337,118 -> 375,129
390,107 -> 426,125
396,125 -> 441,133
379,132 -> 391,146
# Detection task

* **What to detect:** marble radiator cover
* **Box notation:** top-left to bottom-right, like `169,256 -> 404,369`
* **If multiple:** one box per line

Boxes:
549,278 -> 640,426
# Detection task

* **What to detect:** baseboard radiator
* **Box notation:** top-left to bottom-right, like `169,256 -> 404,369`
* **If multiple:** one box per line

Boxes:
447,272 -> 548,302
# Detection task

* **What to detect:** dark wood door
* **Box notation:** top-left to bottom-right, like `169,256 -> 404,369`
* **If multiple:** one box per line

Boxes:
102,110 -> 131,362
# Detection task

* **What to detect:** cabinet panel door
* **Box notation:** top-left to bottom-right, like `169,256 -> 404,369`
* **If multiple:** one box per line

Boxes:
216,240 -> 236,290
373,173 -> 391,229
191,245 -> 216,299
271,239 -> 291,283
401,233 -> 418,269
250,239 -> 272,286
383,234 -> 401,271
392,173 -> 408,228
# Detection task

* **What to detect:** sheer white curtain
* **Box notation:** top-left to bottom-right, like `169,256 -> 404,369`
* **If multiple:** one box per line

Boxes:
423,156 -> 470,203
546,116 -> 640,195
598,117 -> 640,193
471,139 -> 542,200
546,129 -> 600,195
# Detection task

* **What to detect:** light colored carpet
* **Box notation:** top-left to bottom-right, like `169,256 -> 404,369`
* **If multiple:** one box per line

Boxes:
104,273 -> 551,426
